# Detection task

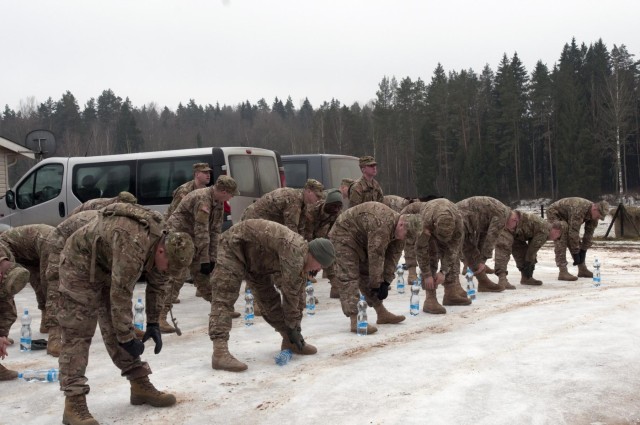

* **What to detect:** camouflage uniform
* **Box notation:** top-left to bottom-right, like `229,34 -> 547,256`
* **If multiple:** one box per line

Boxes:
241,187 -> 311,235
165,180 -> 197,219
400,202 -> 427,279
208,220 -> 308,341
494,211 -> 550,274
304,194 -> 342,291
43,211 -> 99,330
546,197 -> 599,267
71,191 -> 137,215
166,186 -> 225,302
57,204 -> 178,396
348,176 -> 384,207
383,195 -> 411,213
328,202 -> 403,317
0,224 -> 55,320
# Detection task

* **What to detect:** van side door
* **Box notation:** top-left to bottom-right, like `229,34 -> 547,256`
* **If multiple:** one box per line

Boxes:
12,160 -> 67,226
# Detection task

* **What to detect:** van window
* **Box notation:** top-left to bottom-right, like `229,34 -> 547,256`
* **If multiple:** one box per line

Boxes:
138,156 -> 210,204
256,155 -> 280,194
282,161 -> 308,189
329,157 -> 361,188
72,163 -> 134,201
16,163 -> 64,208
228,154 -> 279,197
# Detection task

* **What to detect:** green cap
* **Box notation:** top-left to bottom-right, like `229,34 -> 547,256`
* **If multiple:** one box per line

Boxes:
215,175 -> 240,196
325,189 -> 342,205
308,238 -> 336,268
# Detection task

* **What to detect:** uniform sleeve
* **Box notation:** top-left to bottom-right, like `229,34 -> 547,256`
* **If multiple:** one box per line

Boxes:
209,205 -> 224,261
439,237 -> 460,277
0,296 -> 17,338
567,211 -> 583,254
282,202 -> 302,234
415,233 -> 434,279
383,239 -> 404,283
194,200 -> 212,264
580,219 -> 597,250
374,182 -> 384,202
275,242 -> 306,330
349,184 -> 364,207
109,230 -> 146,343
526,224 -> 548,263
481,215 -> 506,261
367,227 -> 392,287
144,267 -> 169,323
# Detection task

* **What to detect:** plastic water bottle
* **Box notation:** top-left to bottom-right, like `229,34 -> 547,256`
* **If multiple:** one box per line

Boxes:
274,349 -> 293,366
410,280 -> 420,316
20,308 -> 32,352
465,267 -> 476,301
396,265 -> 405,294
244,289 -> 254,327
305,280 -> 315,316
133,298 -> 144,331
593,258 -> 601,287
356,294 -> 368,336
18,368 -> 59,383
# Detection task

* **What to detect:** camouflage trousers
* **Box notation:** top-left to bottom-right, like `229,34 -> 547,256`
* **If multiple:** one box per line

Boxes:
57,266 -> 150,397
461,231 -> 493,271
44,250 -> 62,329
23,264 -> 47,314
332,240 -> 383,317
208,238 -> 304,342
494,229 -> 535,275
165,259 -> 210,308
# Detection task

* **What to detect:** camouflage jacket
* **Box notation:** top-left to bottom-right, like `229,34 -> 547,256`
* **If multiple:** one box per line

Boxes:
329,202 -> 403,285
513,212 -> 550,262
59,206 -> 168,342
240,188 -> 309,236
546,197 -> 596,253
0,243 -> 17,337
303,200 -> 340,240
456,196 -> 510,266
167,186 -> 224,264
223,219 -> 308,329
71,197 -> 119,215
349,176 -> 384,207
415,199 -> 464,277
383,195 -> 411,213
0,224 -> 55,284
165,180 -> 196,219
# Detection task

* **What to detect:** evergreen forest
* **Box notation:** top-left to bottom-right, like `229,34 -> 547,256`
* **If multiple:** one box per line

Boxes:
1,38 -> 638,203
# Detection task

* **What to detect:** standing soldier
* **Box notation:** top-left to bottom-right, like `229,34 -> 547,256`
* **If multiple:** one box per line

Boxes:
413,199 -> 470,314
304,189 -> 343,298
209,219 -> 335,372
57,203 -> 194,425
241,178 -> 325,234
339,178 -> 354,210
0,224 -> 55,333
349,156 -> 384,207
329,202 -> 420,334
163,175 -> 239,332
165,163 -> 212,219
71,191 -> 137,215
546,198 -> 609,281
43,210 -> 99,357
494,212 -> 564,288
383,194 -> 412,213
0,247 -> 31,381
456,196 -> 519,293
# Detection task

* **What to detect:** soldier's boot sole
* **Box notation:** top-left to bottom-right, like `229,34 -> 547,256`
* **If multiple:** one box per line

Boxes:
349,315 -> 378,334
130,376 -> 176,407
423,290 -> 446,314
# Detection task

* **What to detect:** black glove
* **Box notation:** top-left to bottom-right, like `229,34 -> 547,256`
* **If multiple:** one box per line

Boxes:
372,282 -> 390,300
287,327 -> 305,351
571,252 -> 581,266
120,338 -> 145,358
200,262 -> 214,275
309,270 -> 318,277
142,323 -> 163,354
522,262 -> 535,279
578,249 -> 586,265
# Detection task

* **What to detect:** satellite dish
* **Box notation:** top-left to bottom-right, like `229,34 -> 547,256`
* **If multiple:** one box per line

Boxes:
25,129 -> 57,161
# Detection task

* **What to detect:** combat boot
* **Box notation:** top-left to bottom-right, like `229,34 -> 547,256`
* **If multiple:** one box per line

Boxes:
497,274 -> 516,290
130,376 -> 176,407
212,340 -> 247,372
577,263 -> 593,278
558,266 -> 578,281
47,326 -> 62,357
0,363 -> 18,381
349,315 -> 377,334
483,265 -> 495,274
407,267 -> 418,284
62,395 -> 99,425
442,282 -> 471,306
281,337 -> 317,355
476,271 -> 504,292
423,289 -> 446,314
520,273 -> 542,286
159,312 -> 176,334
373,304 -> 405,324
231,310 -> 241,318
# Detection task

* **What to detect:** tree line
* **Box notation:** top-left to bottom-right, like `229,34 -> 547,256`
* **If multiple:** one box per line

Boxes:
1,37 -> 638,203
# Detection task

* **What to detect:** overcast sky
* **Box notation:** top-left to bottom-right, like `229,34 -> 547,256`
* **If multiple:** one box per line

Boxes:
1,0 -> 638,113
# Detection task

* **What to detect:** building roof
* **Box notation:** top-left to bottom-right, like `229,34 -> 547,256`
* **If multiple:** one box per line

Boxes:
0,135 -> 35,159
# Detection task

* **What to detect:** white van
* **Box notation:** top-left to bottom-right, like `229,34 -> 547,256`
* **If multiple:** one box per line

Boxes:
0,146 -> 284,227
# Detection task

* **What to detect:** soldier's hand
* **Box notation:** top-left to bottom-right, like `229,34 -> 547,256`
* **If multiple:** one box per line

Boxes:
578,249 -> 587,265
120,338 -> 145,358
142,323 -> 163,354
287,327 -> 305,351
200,262 -> 214,275
375,282 -> 390,300
571,252 -> 581,266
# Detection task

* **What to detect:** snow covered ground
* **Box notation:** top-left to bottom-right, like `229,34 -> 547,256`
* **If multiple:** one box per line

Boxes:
3,218 -> 640,424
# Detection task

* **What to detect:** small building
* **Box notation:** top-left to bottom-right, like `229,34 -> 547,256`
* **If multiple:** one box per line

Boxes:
0,135 -> 35,193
